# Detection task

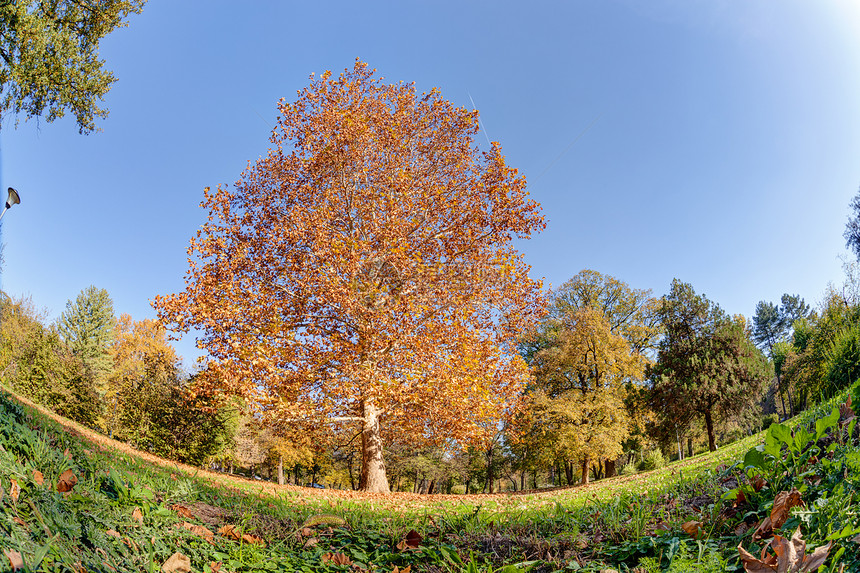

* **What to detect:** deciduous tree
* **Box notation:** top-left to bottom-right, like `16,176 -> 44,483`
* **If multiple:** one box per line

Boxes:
0,0 -> 146,133
524,271 -> 659,484
154,61 -> 545,493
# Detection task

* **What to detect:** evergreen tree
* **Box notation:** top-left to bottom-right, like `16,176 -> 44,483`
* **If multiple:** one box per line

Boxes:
57,285 -> 115,396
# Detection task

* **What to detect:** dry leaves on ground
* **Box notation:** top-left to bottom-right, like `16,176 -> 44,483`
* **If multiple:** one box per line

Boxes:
2,549 -> 23,571
396,529 -> 423,551
32,470 -> 44,486
681,521 -> 704,538
131,507 -> 143,524
179,522 -> 214,544
739,528 -> 831,573
321,553 -> 352,566
56,469 -> 78,493
9,479 -> 19,502
753,488 -> 804,541
161,552 -> 192,573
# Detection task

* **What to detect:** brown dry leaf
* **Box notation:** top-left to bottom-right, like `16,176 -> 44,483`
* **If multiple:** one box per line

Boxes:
300,527 -> 314,537
63,448 -> 71,460
56,469 -> 78,493
770,488 -> 803,530
12,517 -> 28,531
2,549 -> 23,571
681,521 -> 704,538
303,537 -> 319,548
123,537 -> 140,551
171,504 -> 195,519
9,479 -> 19,503
392,566 -> 412,573
753,516 -> 774,541
131,507 -> 143,524
405,529 -> 422,548
736,489 -> 747,505
218,524 -> 242,541
739,529 -> 832,573
180,522 -> 214,544
32,470 -> 44,486
321,553 -> 352,566
752,476 -> 766,492
852,533 -> 860,544
241,533 -> 265,546
106,529 -> 121,538
161,552 -> 192,573
210,563 -> 222,573
840,395 -> 855,422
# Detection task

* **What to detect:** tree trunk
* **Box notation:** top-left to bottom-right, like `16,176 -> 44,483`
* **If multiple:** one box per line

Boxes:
605,459 -> 616,478
777,373 -> 787,418
485,448 -> 495,493
580,457 -> 590,484
520,471 -> 526,491
277,454 -> 284,486
704,409 -> 717,452
564,460 -> 574,485
687,437 -> 693,458
359,400 -> 390,493
427,479 -> 435,495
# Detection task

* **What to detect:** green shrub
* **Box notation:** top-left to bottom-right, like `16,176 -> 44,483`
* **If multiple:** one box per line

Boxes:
638,449 -> 665,472
762,413 -> 779,430
620,460 -> 638,476
825,324 -> 860,396
450,484 -> 466,495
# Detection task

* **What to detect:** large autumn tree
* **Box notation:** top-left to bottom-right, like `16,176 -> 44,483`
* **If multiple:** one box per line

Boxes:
154,60 -> 545,493
524,270 -> 660,484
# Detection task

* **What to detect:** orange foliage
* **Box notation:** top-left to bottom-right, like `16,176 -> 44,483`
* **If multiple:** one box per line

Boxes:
154,60 -> 544,491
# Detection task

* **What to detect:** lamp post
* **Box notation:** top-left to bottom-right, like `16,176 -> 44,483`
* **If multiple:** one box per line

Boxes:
0,187 -> 20,222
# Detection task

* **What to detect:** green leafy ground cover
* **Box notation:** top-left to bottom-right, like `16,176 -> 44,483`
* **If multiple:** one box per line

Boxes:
0,388 -> 858,572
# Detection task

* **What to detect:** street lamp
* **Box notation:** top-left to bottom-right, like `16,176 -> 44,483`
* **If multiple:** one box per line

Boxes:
0,187 -> 20,222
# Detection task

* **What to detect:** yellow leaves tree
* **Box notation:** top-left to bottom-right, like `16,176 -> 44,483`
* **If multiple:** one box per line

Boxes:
525,271 -> 659,484
154,60 -> 545,492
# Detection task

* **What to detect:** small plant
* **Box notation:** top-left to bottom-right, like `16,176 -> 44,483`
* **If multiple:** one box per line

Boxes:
762,413 -> 779,430
636,540 -> 726,572
620,460 -> 638,476
638,449 -> 665,472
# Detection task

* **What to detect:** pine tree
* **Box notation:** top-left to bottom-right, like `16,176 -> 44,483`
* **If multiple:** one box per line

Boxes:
57,285 -> 115,396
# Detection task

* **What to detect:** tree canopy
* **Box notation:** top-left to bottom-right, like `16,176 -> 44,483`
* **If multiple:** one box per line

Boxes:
649,280 -> 770,451
0,0 -> 146,133
154,60 -> 545,493
57,285 -> 115,396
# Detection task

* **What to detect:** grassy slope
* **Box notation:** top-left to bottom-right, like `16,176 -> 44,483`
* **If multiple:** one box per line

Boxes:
0,385 -> 853,572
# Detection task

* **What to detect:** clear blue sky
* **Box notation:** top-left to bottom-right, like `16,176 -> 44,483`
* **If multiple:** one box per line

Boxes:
1,1 -> 859,367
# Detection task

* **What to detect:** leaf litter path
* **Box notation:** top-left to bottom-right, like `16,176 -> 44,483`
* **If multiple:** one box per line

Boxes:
1,385 -> 756,514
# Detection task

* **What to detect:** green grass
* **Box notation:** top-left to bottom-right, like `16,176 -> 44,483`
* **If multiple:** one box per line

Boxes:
0,387 -> 858,572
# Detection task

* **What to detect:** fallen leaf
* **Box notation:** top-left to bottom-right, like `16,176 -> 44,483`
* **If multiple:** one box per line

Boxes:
210,563 -> 222,573
56,469 -> 78,493
131,507 -> 143,524
321,553 -> 352,566
681,521 -> 704,538
180,522 -> 214,543
12,517 -> 28,531
2,549 -> 23,571
739,528 -> 832,573
161,552 -> 192,573
300,527 -> 314,537
63,448 -> 71,460
303,537 -> 319,548
392,566 -> 411,573
172,504 -> 195,519
218,524 -> 241,541
770,488 -> 803,530
106,529 -> 121,538
752,476 -> 766,492
32,470 -> 44,486
241,533 -> 265,546
752,516 -> 773,541
405,529 -> 422,547
9,479 -> 19,502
